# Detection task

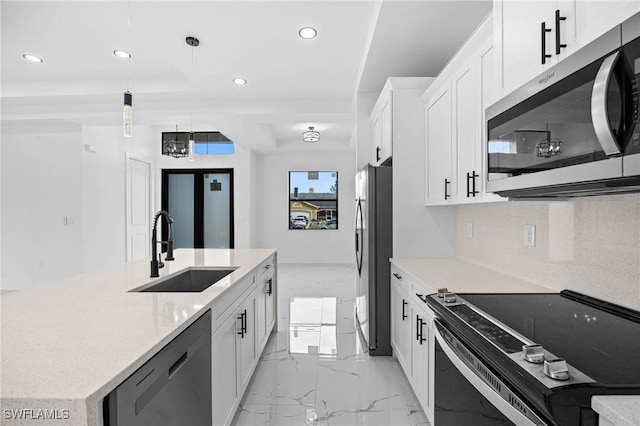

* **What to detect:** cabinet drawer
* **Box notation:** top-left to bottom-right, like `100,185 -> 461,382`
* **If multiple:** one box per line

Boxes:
213,274 -> 256,323
391,265 -> 415,296
257,255 -> 275,279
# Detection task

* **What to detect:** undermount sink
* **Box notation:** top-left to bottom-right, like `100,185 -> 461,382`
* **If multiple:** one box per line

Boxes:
132,268 -> 237,293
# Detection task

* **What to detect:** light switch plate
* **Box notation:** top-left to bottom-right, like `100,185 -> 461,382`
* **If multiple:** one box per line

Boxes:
524,225 -> 536,247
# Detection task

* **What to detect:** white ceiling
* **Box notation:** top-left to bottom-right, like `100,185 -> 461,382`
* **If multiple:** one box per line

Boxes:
1,0 -> 491,152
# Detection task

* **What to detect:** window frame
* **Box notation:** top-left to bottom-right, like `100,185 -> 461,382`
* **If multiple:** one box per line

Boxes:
288,171 -> 338,231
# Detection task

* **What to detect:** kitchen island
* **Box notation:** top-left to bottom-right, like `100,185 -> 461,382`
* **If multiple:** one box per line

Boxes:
0,248 -> 276,426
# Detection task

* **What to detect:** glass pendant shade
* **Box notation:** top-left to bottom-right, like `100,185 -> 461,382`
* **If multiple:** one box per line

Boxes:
123,91 -> 133,137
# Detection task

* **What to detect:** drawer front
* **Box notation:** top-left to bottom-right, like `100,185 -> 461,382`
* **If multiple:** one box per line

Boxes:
391,265 -> 414,296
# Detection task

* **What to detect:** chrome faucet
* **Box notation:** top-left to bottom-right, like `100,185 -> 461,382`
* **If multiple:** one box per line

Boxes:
150,210 -> 175,278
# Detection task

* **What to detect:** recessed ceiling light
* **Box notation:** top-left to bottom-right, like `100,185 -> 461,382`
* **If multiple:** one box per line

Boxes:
22,54 -> 43,63
233,77 -> 247,85
298,27 -> 317,39
113,50 -> 131,59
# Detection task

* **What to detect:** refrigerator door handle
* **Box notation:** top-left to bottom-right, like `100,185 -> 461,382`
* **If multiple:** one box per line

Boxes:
355,199 -> 363,275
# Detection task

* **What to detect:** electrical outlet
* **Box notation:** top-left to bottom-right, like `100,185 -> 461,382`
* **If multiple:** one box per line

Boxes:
524,225 -> 536,247
466,222 -> 473,238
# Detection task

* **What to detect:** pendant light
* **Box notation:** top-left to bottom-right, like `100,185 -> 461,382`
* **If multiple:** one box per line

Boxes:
123,90 -> 132,137
122,0 -> 133,137
186,36 -> 199,162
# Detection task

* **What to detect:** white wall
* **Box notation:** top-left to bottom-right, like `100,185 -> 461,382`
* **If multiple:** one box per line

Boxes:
457,195 -> 640,311
255,150 -> 357,263
1,122 -> 84,290
82,125 -> 155,272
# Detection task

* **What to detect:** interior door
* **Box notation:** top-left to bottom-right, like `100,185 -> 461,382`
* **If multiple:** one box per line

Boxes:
125,154 -> 152,262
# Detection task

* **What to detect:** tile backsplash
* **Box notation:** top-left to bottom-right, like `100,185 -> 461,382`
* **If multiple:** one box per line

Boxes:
456,194 -> 640,311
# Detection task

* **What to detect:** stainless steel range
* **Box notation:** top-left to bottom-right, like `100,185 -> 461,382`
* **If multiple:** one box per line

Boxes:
427,290 -> 640,426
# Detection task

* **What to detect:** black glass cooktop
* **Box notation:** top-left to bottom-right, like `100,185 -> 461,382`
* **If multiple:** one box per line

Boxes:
457,292 -> 640,385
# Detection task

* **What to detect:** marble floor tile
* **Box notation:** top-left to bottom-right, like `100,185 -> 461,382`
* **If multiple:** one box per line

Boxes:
232,263 -> 429,426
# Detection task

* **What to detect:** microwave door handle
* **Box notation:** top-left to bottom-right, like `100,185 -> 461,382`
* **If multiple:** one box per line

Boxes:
591,51 -> 622,156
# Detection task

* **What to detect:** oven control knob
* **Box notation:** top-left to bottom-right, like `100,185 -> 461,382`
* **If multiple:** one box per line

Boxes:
437,288 -> 448,298
543,358 -> 570,381
443,293 -> 457,303
522,344 -> 545,364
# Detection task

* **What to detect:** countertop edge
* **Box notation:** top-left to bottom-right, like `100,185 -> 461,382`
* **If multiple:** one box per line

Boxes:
592,396 -> 640,426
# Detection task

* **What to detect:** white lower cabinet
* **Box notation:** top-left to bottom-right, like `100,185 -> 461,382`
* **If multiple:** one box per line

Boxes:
390,266 -> 435,425
212,257 -> 278,426
391,278 -> 411,371
255,256 -> 277,353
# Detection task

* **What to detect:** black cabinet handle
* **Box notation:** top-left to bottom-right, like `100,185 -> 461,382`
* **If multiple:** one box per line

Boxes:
402,299 -> 408,320
237,312 -> 244,337
419,319 -> 427,345
555,10 -> 567,54
466,171 -> 479,198
237,310 -> 247,338
266,278 -> 273,296
541,22 -> 552,64
416,293 -> 428,303
393,273 -> 402,280
376,146 -> 381,162
444,179 -> 451,200
416,315 -> 422,342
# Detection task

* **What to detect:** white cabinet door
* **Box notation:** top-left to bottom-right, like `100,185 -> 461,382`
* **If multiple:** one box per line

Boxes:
410,303 -> 430,415
371,89 -> 392,165
425,81 -> 453,205
255,273 -> 267,349
453,58 -> 481,203
574,0 -> 640,48
498,1 -> 576,93
265,273 -> 276,333
391,281 -> 411,373
237,292 -> 256,392
212,311 -> 239,426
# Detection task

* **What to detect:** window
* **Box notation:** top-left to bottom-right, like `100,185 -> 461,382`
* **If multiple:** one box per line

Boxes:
161,131 -> 234,157
289,171 -> 338,230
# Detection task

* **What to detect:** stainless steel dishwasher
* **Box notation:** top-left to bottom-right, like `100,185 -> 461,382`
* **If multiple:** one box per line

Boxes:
104,310 -> 212,426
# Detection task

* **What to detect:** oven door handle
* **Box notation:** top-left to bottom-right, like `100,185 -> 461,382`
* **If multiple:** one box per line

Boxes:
433,319 -> 548,426
591,50 -> 622,156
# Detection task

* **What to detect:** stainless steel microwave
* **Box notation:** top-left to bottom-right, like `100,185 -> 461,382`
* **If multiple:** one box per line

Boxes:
486,12 -> 640,198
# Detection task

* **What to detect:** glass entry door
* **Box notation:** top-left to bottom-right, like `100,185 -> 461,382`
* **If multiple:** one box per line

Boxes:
162,169 -> 234,249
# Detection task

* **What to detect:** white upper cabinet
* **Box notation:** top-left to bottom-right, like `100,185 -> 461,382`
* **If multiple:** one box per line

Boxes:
425,80 -> 454,205
371,88 -> 393,165
424,14 -> 503,206
495,0 -> 639,96
574,1 -> 640,48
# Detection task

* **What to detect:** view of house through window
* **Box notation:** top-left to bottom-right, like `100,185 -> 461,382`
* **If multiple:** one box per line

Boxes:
289,171 -> 338,230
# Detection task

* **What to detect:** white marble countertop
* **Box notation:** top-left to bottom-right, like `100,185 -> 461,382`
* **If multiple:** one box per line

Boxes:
592,396 -> 640,426
0,248 -> 275,426
390,257 -> 554,294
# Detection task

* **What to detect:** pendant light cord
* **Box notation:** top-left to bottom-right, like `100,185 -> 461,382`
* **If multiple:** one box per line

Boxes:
190,43 -> 194,132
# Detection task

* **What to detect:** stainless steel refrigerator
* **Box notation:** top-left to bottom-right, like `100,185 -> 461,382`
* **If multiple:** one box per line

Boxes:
355,164 -> 392,356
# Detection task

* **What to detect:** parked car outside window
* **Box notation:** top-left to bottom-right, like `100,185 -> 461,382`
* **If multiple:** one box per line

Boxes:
291,218 -> 307,229
320,219 -> 337,229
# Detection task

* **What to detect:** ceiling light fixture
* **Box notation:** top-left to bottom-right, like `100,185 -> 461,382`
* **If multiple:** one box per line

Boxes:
122,0 -> 133,137
303,126 -> 320,143
233,77 -> 247,85
22,54 -> 43,63
123,91 -> 133,137
186,36 -> 200,162
298,27 -> 317,39
113,50 -> 131,59
163,126 -> 189,158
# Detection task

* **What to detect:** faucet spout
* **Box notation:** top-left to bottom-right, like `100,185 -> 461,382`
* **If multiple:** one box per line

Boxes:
150,210 -> 175,278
